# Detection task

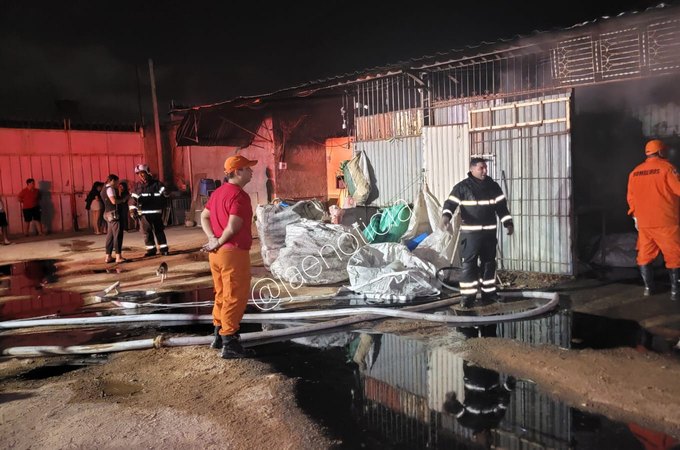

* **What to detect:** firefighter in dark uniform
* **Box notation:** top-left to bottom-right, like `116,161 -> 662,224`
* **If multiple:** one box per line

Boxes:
441,157 -> 514,307
443,361 -> 515,445
130,164 -> 170,256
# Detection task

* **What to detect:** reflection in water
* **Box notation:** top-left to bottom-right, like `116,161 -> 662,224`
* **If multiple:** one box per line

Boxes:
442,362 -> 514,445
347,317 -> 674,450
0,260 -> 84,320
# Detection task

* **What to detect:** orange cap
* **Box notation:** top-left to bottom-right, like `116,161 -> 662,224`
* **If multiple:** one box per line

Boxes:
645,139 -> 667,156
224,155 -> 257,172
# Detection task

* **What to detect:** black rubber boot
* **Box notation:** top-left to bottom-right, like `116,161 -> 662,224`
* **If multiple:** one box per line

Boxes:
670,268 -> 679,301
461,295 -> 476,308
210,326 -> 222,349
144,249 -> 157,257
160,248 -> 169,256
640,265 -> 655,296
482,291 -> 502,303
221,334 -> 255,359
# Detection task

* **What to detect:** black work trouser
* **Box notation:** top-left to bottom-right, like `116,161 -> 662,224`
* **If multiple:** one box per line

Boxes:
141,214 -> 167,250
105,220 -> 124,255
459,230 -> 497,298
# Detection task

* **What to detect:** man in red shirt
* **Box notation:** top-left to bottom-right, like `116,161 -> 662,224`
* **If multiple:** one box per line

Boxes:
200,155 -> 257,359
17,178 -> 45,236
627,139 -> 680,300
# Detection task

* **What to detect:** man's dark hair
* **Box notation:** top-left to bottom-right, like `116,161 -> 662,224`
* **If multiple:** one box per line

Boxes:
226,171 -> 237,180
106,174 -> 119,183
469,157 -> 487,167
26,178 -> 35,184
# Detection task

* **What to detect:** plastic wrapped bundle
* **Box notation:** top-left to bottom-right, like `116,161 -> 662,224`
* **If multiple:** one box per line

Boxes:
255,200 -> 326,268
346,243 -> 440,302
270,220 -> 358,285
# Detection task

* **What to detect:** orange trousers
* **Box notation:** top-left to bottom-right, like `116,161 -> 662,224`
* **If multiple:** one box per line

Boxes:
636,225 -> 680,268
209,247 -> 251,335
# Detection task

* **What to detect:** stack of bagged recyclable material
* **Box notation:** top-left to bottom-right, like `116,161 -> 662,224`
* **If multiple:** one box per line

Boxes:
270,219 -> 358,285
256,200 -> 325,268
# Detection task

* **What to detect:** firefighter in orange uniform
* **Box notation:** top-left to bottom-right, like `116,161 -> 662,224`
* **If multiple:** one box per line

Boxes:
627,139 -> 680,300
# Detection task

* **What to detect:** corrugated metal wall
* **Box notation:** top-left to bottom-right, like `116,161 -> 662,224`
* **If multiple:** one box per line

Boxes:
355,137 -> 423,206
630,102 -> 680,137
365,333 -> 428,398
470,94 -> 573,274
499,380 -> 572,450
0,128 -> 145,234
498,311 -> 572,349
422,125 -> 470,204
358,333 -> 574,448
427,346 -> 465,413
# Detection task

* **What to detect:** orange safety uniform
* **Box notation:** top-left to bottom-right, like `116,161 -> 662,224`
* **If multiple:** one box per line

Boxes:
209,248 -> 251,335
205,178 -> 254,337
627,156 -> 680,268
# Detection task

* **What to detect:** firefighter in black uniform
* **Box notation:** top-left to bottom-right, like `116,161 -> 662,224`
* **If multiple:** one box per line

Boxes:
443,361 -> 515,445
441,157 -> 514,307
130,164 -> 170,256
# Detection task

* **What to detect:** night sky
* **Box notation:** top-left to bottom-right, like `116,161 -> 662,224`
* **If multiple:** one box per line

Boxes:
0,0 -> 661,123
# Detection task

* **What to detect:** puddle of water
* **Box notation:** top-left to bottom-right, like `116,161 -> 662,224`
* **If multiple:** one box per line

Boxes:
16,355 -> 109,380
101,380 -> 142,396
59,240 -> 95,252
263,328 -> 677,450
18,364 -> 84,380
0,260 -> 85,320
91,268 -> 128,274
99,287 -> 216,315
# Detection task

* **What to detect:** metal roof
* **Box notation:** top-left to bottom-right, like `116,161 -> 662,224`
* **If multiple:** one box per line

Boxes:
175,2 -> 677,112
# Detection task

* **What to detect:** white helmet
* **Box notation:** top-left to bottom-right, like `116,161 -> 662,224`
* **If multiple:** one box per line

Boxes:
134,163 -> 149,174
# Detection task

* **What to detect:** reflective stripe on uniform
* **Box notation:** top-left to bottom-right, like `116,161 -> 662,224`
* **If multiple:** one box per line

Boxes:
461,224 -> 497,231
500,215 -> 512,223
460,288 -> 478,295
481,286 -> 497,293
461,199 -> 496,206
459,280 -> 479,288
146,245 -> 156,249
443,209 -> 454,217
131,193 -> 140,198
495,195 -> 506,202
448,195 -> 461,204
465,382 -> 497,391
129,205 -> 138,210
140,210 -> 163,214
159,244 -> 168,248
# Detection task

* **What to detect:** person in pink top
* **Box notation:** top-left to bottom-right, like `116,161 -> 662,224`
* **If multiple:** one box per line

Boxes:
17,178 -> 44,236
200,155 -> 257,359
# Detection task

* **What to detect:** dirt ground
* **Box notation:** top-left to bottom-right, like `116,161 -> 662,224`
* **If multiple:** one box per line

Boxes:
2,227 -> 680,446
0,347 -> 333,449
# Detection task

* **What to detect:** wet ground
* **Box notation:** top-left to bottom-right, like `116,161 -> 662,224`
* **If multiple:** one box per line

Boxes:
2,242 -> 680,448
265,332 -> 675,450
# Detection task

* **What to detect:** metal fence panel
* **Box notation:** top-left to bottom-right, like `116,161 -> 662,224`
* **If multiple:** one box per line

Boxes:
355,136 -> 423,206
470,93 -> 573,274
422,125 -> 470,205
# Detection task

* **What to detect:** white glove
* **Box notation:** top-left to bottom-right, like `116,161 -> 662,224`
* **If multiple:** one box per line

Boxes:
440,215 -> 452,232
201,237 -> 221,253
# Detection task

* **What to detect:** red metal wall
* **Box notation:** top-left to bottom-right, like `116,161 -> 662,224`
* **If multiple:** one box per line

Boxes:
0,128 -> 146,235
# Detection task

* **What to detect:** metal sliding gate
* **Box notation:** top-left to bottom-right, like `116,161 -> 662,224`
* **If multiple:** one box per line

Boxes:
468,93 -> 573,274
